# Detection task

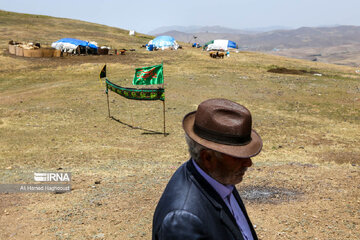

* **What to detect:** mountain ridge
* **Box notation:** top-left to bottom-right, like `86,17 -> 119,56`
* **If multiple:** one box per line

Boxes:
148,25 -> 293,35
153,25 -> 360,66
154,25 -> 360,49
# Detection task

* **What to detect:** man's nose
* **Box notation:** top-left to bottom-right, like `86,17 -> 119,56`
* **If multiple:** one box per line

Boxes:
242,158 -> 252,167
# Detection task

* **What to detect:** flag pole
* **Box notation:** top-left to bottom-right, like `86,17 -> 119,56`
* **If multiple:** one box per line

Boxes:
163,99 -> 166,136
106,81 -> 111,118
100,64 -> 110,118
99,74 -> 103,87
161,61 -> 166,136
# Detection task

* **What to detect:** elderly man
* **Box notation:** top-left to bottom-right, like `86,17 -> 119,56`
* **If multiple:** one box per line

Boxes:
152,98 -> 262,240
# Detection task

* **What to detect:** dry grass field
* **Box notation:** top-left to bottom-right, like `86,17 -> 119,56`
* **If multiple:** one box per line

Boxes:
0,10 -> 359,240
271,43 -> 360,67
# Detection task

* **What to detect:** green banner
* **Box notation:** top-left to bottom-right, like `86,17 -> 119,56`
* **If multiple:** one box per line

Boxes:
132,64 -> 163,85
106,79 -> 164,101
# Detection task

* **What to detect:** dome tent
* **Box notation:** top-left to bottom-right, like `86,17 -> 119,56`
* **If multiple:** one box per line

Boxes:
148,36 -> 179,50
203,39 -> 237,51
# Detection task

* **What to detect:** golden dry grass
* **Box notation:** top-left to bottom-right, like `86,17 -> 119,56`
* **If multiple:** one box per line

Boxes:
0,10 -> 359,240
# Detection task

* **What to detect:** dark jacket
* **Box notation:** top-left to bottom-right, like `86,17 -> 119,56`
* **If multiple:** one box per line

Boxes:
152,160 -> 258,240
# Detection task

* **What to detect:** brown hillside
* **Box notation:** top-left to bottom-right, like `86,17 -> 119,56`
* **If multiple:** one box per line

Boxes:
0,11 -> 359,240
0,10 -> 153,49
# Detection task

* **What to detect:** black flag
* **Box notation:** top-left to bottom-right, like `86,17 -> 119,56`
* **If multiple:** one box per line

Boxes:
100,65 -> 106,79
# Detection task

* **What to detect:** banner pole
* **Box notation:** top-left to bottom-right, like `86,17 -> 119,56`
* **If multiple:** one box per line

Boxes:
163,99 -> 166,136
106,84 -> 111,118
161,61 -> 164,89
162,61 -> 166,136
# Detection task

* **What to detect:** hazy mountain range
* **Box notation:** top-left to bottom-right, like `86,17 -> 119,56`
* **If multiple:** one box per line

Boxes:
149,25 -> 360,66
148,25 -> 293,35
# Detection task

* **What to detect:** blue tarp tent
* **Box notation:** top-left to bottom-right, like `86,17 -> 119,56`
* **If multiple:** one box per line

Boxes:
51,38 -> 98,54
148,36 -> 179,50
53,38 -> 98,49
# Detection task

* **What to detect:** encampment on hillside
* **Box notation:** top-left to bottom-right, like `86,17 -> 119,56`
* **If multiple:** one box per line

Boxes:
51,38 -> 98,54
147,35 -> 179,50
203,39 -> 238,51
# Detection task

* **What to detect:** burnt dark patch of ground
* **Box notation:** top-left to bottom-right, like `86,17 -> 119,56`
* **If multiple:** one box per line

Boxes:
267,67 -> 321,75
239,186 -> 303,204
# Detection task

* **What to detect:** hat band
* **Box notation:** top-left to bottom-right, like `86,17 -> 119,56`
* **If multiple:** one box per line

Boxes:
193,123 -> 251,146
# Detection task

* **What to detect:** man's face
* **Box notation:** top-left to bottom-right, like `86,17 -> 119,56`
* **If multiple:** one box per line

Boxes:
205,151 -> 253,185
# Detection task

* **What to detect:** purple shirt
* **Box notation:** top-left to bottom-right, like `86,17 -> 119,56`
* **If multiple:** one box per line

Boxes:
192,159 -> 254,240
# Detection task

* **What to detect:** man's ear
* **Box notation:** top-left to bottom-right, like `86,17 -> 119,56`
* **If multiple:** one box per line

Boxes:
200,149 -> 214,171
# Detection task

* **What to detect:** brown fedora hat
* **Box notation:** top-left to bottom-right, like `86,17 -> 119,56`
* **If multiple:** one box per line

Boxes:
183,98 -> 262,158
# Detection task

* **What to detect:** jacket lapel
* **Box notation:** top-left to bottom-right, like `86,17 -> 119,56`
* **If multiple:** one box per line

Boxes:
186,160 -> 244,240
219,209 -> 244,240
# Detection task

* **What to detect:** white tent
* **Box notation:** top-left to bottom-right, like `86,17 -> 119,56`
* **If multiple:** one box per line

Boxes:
204,39 -> 238,51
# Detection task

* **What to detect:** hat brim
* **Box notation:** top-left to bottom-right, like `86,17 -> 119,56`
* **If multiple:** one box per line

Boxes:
183,111 -> 263,158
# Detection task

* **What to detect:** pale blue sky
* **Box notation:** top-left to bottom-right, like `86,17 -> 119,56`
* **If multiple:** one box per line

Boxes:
1,0 -> 359,34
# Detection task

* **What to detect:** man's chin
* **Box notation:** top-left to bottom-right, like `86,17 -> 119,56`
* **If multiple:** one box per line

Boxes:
235,177 -> 244,185
229,176 -> 244,185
